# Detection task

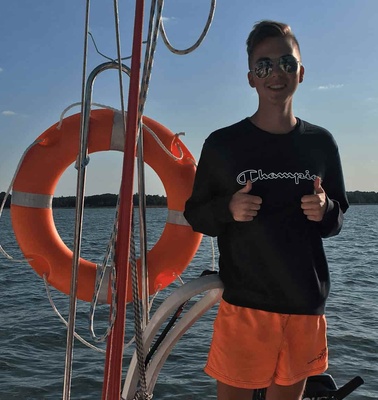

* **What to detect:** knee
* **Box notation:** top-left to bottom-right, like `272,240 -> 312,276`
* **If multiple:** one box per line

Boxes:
266,379 -> 306,400
217,381 -> 254,400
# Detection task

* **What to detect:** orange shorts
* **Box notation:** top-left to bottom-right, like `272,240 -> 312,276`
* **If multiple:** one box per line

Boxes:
204,299 -> 328,389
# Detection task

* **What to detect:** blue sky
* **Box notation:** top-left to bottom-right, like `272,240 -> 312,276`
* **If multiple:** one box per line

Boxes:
1,0 -> 377,197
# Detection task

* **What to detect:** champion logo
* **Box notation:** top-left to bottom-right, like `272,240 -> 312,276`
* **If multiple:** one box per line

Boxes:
236,169 -> 317,185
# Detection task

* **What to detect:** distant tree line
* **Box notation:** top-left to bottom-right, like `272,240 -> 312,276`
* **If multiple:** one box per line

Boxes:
1,191 -> 377,208
0,192 -> 167,208
52,193 -> 168,207
346,191 -> 378,204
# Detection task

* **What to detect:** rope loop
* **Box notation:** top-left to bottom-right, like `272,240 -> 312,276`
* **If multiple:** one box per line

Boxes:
89,196 -> 120,342
141,122 -> 185,162
43,274 -> 106,353
159,0 -> 216,55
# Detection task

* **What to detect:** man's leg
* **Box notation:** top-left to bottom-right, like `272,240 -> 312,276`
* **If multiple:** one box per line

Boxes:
265,379 -> 307,400
217,381 -> 254,400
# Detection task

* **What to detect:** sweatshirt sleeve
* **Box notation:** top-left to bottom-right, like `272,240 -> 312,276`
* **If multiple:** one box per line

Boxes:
184,140 -> 234,237
317,144 -> 349,238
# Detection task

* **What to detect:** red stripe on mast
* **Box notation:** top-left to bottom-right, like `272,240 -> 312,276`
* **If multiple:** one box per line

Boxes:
102,1 -> 145,399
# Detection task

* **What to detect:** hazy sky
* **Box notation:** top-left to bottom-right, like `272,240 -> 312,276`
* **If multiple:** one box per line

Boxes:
1,1 -> 377,197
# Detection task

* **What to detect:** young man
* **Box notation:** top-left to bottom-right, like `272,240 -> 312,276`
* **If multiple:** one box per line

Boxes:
184,21 -> 349,400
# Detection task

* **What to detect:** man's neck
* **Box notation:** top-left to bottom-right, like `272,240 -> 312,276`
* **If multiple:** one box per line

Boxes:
250,105 -> 297,134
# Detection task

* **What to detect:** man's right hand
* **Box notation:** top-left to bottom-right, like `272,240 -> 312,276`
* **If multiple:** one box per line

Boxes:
229,180 -> 262,222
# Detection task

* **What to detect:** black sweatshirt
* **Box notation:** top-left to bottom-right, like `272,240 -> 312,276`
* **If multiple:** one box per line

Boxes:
184,118 -> 349,315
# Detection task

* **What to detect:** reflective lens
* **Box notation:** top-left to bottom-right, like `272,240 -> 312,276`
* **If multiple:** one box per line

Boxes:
253,55 -> 300,79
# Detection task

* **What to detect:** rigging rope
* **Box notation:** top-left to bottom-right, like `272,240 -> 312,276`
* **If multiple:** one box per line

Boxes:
130,216 -> 152,398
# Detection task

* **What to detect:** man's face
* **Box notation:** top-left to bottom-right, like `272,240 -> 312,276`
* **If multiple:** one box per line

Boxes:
247,36 -> 304,106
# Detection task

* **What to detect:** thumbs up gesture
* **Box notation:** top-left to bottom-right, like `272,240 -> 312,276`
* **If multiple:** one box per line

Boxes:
301,177 -> 327,221
229,180 -> 262,222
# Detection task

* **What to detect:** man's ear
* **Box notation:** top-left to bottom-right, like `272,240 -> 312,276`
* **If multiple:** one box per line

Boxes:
299,65 -> 305,83
248,71 -> 256,88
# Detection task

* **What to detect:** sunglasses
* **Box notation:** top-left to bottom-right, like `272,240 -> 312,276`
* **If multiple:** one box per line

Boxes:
251,55 -> 300,79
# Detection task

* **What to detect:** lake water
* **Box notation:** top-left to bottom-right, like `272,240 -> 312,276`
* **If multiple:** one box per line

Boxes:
0,205 -> 377,399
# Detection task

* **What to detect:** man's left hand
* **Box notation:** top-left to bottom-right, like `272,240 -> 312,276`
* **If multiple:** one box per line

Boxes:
301,177 -> 327,221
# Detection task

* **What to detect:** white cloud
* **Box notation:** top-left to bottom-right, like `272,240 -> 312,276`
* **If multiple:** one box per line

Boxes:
161,16 -> 176,23
0,67 -> 3,73
2,111 -> 16,116
317,84 -> 344,90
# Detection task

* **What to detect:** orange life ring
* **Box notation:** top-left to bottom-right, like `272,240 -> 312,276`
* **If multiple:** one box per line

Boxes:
11,108 -> 202,303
